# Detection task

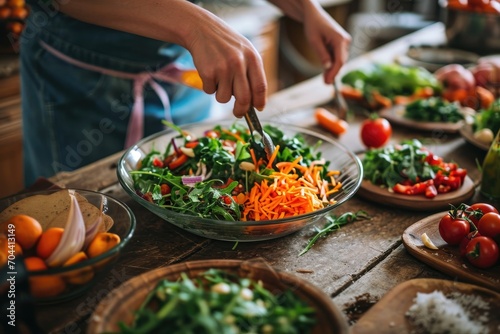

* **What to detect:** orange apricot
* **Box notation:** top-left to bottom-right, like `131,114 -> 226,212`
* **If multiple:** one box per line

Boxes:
62,252 -> 94,285
86,232 -> 120,258
36,227 -> 64,260
0,215 -> 42,250
24,256 -> 66,298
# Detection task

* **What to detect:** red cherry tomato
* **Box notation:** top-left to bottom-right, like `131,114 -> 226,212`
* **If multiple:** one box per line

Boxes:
466,203 -> 499,225
477,212 -> 500,244
459,231 -> 480,257
465,236 -> 499,269
360,116 -> 392,148
439,214 -> 470,245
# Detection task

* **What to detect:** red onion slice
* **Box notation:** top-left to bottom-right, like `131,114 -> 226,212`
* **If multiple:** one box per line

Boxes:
181,175 -> 203,186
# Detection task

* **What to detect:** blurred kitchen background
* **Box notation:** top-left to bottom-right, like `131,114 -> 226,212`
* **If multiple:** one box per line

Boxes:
0,0 -> 488,197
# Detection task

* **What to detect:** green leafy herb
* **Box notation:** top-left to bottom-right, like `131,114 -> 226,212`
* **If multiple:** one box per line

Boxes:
362,139 -> 436,189
473,97 -> 500,135
116,269 -> 316,334
299,210 -> 371,256
341,63 -> 441,99
404,97 -> 464,123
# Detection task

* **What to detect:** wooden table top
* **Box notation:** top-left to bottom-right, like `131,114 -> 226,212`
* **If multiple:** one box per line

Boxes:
29,23 -> 498,333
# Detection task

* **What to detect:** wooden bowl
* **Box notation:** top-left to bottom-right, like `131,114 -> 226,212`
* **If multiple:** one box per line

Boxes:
87,259 -> 349,334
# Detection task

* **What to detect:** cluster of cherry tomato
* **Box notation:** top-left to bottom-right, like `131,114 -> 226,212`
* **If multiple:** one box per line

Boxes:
439,202 -> 500,269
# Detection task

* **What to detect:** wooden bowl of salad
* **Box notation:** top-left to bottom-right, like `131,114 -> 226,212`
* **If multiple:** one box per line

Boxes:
117,120 -> 363,242
87,259 -> 350,334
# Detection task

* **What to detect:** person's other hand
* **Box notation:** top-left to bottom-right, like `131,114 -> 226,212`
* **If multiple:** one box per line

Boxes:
302,2 -> 351,84
186,16 -> 268,118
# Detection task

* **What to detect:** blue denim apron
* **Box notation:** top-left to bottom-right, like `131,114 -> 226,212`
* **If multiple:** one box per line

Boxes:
20,1 -> 213,186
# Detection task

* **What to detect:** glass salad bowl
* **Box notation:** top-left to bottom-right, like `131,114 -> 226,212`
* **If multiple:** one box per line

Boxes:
117,120 -> 362,242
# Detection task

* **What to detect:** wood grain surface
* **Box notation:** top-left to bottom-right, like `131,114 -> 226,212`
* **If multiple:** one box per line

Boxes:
23,23 -> 500,334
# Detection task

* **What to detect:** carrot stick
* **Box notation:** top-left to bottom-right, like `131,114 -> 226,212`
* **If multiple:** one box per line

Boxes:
315,108 -> 349,136
340,85 -> 364,100
266,144 -> 280,169
222,129 -> 246,143
168,153 -> 188,170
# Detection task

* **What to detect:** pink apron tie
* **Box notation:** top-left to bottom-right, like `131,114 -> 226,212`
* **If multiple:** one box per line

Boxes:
40,41 -> 192,148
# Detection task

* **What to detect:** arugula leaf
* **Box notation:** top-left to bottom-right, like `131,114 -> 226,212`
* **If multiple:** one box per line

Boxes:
405,97 -> 464,123
362,139 -> 435,189
299,211 -> 370,256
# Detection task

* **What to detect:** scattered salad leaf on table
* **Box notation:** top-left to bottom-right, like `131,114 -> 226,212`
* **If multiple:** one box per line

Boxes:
299,210 -> 371,256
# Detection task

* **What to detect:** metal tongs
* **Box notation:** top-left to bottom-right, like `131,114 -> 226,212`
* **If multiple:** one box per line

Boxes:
244,106 -> 275,160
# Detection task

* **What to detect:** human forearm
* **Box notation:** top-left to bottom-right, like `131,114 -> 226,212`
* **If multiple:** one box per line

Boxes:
55,0 -> 268,116
56,0 -> 226,50
267,0 -> 322,22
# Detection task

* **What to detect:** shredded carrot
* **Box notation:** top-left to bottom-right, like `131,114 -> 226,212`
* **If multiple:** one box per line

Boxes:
250,148 -> 258,170
242,156 -> 341,221
266,145 -> 280,169
222,129 -> 246,143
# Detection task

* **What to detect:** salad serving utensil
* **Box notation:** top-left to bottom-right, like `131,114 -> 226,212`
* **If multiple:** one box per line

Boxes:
244,106 -> 276,159
332,80 -> 348,120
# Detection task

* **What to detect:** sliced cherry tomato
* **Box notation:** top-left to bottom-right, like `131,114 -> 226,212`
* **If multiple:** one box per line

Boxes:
477,212 -> 500,244
465,236 -> 499,269
360,115 -> 392,148
439,213 -> 470,245
160,183 -> 171,195
204,130 -> 219,138
153,157 -> 164,168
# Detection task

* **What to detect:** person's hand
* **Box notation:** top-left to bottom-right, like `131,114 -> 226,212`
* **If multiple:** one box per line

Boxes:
56,0 -> 269,118
186,15 -> 268,118
301,2 -> 351,84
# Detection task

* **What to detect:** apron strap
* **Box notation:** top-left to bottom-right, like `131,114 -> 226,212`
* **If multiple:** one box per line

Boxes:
40,40 -> 183,148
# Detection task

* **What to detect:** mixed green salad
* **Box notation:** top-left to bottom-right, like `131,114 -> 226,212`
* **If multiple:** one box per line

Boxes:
404,97 -> 464,123
362,139 -> 467,198
116,269 -> 316,334
131,122 -> 341,221
341,63 -> 441,99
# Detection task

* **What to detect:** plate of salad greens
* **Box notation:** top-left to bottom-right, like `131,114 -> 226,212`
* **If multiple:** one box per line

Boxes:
459,98 -> 500,151
379,97 -> 472,133
88,259 -> 350,334
357,139 -> 475,211
340,63 -> 442,110
117,120 -> 363,241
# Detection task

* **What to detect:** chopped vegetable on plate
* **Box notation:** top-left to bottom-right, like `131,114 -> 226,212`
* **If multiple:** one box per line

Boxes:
362,139 -> 467,198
